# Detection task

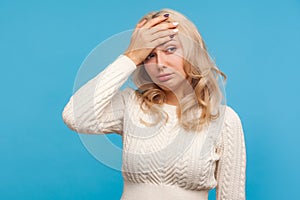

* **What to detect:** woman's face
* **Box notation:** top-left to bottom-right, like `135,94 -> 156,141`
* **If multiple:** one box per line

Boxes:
143,38 -> 187,93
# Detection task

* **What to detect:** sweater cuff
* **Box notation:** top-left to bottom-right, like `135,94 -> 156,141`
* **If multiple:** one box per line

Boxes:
119,54 -> 137,70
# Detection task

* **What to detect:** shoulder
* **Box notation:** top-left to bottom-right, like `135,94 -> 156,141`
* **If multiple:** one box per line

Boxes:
120,87 -> 138,100
214,105 -> 245,151
218,105 -> 244,140
224,105 -> 243,126
108,88 -> 138,111
120,87 -> 135,96
118,87 -> 141,106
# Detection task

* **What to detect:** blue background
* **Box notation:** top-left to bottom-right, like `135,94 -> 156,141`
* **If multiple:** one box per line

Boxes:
1,0 -> 299,199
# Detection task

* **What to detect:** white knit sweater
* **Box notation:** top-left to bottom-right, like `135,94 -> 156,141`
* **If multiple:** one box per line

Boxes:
62,55 -> 246,200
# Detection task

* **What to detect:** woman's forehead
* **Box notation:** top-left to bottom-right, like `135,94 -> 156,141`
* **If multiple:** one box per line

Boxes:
154,38 -> 181,50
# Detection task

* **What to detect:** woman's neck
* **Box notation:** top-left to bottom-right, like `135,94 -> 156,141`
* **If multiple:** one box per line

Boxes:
165,90 -> 182,106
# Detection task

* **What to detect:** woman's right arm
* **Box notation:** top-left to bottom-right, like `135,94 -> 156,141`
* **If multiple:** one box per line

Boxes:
62,55 -> 136,135
62,14 -> 178,135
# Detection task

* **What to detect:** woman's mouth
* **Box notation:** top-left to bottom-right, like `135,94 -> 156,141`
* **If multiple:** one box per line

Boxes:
157,73 -> 174,82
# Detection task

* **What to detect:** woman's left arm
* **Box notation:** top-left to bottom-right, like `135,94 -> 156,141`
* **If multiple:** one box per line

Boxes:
215,106 -> 247,200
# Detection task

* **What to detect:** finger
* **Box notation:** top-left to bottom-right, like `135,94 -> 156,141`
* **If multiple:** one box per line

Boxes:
150,29 -> 178,42
151,35 -> 175,47
144,13 -> 169,28
136,18 -> 147,28
148,21 -> 179,35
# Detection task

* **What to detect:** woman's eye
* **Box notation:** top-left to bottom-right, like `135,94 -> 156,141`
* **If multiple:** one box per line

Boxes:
145,53 -> 155,60
165,46 -> 176,53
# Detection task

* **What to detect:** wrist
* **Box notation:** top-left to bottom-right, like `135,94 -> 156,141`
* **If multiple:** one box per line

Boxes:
124,51 -> 142,66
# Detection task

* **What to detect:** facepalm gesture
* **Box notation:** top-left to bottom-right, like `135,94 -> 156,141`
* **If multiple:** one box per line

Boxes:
125,13 -> 179,66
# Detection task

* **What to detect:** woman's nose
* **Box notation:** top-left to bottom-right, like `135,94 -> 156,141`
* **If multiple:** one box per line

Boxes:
156,51 -> 167,67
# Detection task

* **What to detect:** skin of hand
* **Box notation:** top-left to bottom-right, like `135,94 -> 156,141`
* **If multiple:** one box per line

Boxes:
124,14 -> 179,66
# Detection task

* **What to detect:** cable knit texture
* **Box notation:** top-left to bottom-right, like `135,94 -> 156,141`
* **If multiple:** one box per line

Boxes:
62,55 -> 246,200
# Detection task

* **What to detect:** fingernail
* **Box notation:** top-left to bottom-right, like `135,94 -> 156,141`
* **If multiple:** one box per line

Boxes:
173,29 -> 178,33
164,13 -> 169,18
173,22 -> 179,26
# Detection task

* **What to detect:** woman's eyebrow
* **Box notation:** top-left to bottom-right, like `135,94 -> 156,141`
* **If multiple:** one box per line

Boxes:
158,40 -> 178,49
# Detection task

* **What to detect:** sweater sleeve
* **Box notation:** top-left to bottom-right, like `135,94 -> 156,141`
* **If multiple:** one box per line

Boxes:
215,106 -> 246,200
61,55 -> 136,135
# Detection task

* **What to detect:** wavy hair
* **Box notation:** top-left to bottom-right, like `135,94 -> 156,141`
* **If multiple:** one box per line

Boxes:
131,8 -> 226,131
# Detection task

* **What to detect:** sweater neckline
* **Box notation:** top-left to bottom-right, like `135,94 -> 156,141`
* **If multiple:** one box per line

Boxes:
162,103 -> 177,111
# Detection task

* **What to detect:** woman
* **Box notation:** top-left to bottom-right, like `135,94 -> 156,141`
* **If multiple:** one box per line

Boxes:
62,8 -> 246,200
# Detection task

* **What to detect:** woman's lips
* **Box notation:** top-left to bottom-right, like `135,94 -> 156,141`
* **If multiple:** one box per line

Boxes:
157,73 -> 174,82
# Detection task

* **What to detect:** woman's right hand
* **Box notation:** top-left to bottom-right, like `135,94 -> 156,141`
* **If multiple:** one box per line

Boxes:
124,14 -> 179,66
